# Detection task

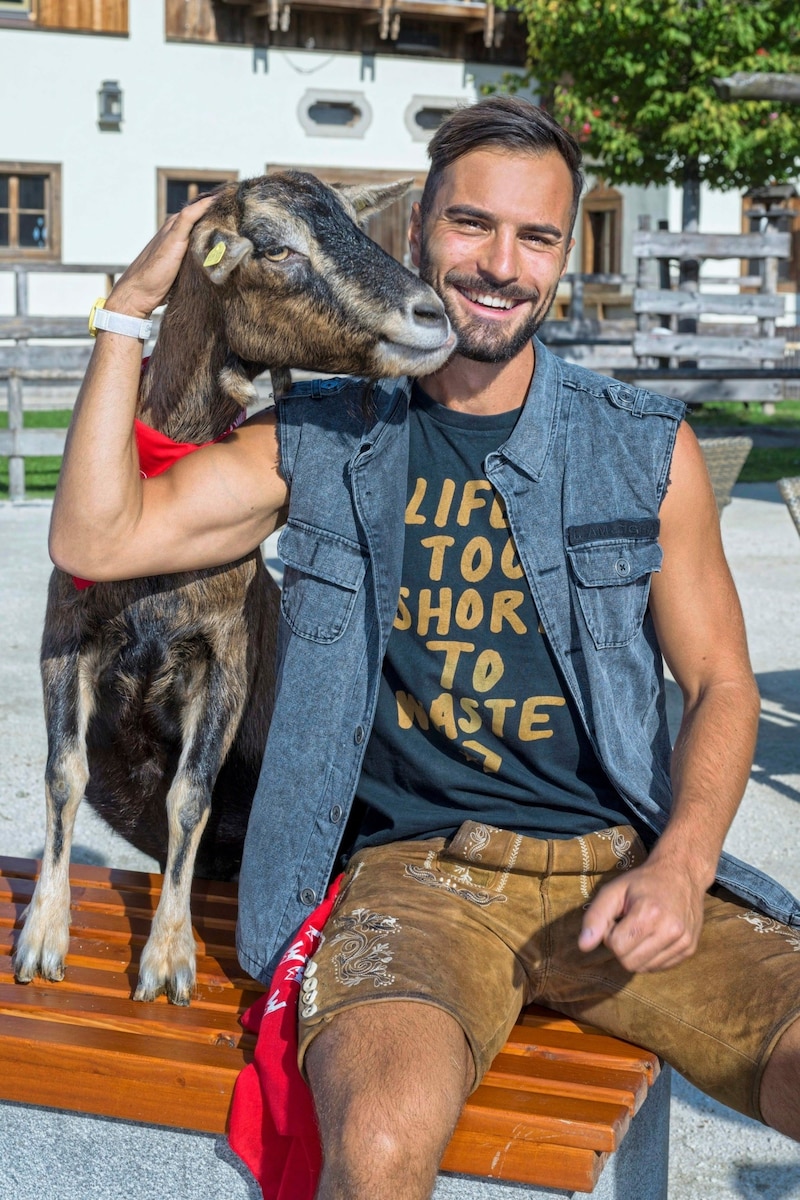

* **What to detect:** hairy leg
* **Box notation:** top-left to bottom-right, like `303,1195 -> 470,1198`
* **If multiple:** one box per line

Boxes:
759,1014 -> 800,1141
307,1000 -> 475,1200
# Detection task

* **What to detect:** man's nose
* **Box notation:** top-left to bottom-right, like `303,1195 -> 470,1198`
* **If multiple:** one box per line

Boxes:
476,229 -> 520,285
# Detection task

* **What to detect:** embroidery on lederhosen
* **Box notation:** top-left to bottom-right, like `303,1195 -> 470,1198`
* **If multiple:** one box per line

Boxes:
329,908 -> 403,988
465,824 -> 495,861
595,827 -> 636,870
403,860 -> 508,907
737,910 -> 800,952
576,835 -> 593,906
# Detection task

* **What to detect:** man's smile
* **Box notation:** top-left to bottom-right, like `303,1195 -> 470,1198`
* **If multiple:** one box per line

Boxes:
449,281 -> 535,320
459,287 -> 522,312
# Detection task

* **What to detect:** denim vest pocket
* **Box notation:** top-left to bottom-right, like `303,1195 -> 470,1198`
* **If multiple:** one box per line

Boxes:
566,537 -> 663,649
278,519 -> 368,643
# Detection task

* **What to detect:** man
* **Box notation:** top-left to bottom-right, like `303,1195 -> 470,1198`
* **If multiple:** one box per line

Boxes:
51,97 -> 800,1200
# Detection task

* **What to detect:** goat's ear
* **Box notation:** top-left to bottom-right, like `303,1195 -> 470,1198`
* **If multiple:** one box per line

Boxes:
334,179 -> 414,227
194,230 -> 254,284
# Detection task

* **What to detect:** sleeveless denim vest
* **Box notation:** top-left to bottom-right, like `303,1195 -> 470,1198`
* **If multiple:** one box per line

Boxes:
236,338 -> 800,983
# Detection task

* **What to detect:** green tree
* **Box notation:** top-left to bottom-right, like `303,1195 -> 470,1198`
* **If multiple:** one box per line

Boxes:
498,0 -> 799,231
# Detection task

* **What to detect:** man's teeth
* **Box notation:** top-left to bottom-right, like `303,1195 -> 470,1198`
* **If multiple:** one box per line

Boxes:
463,289 -> 516,310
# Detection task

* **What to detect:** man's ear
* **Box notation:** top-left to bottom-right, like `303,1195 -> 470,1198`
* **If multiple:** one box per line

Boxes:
194,228 -> 254,284
333,178 -> 413,228
408,201 -> 423,270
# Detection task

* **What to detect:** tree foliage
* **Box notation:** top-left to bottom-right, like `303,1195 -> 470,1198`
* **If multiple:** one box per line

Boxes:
498,0 -> 800,197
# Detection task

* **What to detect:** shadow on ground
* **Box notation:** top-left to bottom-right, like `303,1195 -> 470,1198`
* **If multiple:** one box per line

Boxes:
665,673 -> 800,807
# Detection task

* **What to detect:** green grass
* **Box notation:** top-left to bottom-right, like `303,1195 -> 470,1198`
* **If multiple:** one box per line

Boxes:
739,446 -> 800,483
686,400 -> 800,430
0,409 -> 74,429
0,409 -> 70,498
3,405 -> 800,498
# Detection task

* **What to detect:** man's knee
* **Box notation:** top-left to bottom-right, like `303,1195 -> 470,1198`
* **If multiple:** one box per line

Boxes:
306,1000 -> 473,1136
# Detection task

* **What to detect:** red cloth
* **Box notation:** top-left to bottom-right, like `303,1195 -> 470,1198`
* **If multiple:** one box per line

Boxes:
228,877 -> 343,1200
72,407 -> 245,590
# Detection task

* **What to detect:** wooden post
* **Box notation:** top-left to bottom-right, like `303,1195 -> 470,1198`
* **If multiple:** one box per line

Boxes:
570,275 -> 584,321
7,372 -> 25,502
14,268 -> 29,318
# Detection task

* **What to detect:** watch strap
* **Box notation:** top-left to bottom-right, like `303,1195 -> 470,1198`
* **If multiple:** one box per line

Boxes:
89,298 -> 152,341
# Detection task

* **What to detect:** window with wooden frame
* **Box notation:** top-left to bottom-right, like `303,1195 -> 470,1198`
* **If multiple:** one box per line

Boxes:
157,169 -> 239,227
0,162 -> 61,260
581,183 -> 622,276
742,187 -> 800,292
266,164 -> 426,269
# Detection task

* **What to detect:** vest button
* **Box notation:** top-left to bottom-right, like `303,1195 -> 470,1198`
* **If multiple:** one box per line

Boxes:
614,557 -> 631,577
299,887 -> 317,906
354,725 -> 365,744
330,805 -> 344,823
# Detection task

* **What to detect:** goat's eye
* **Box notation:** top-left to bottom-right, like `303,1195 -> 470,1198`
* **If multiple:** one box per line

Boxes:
264,246 -> 291,261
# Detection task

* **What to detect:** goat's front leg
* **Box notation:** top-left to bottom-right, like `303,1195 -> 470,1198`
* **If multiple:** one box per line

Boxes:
15,652 -> 95,983
134,661 -> 243,1005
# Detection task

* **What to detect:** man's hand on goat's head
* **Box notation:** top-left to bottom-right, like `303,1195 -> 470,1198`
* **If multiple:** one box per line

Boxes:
107,194 -> 218,321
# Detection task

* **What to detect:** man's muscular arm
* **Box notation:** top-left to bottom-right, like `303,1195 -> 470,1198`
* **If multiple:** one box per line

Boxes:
579,420 -> 760,973
49,199 -> 288,582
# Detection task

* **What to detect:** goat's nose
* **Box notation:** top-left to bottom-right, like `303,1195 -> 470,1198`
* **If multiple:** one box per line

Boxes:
411,296 -> 446,327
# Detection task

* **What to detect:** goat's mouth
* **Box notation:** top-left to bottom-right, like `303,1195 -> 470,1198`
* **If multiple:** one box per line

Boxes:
376,328 -> 457,376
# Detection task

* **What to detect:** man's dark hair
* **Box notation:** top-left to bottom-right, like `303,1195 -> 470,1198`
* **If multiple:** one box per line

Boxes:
420,95 -> 584,234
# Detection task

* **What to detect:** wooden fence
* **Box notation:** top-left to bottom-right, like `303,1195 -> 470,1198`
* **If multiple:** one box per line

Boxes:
0,263 -> 125,500
623,222 -> 794,406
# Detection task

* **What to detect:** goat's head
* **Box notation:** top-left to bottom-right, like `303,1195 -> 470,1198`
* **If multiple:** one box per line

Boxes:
186,172 -> 455,388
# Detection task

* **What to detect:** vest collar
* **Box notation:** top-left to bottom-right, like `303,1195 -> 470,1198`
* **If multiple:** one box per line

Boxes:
496,337 -> 562,482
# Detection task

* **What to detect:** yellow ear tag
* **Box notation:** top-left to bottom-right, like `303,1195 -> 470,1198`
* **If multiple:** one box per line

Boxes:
203,242 -> 226,268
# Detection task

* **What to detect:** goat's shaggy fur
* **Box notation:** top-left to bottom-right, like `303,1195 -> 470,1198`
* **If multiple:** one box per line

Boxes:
15,172 -> 452,1004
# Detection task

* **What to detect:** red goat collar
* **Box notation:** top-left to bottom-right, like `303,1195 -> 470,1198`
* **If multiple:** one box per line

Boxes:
72,408 -> 245,590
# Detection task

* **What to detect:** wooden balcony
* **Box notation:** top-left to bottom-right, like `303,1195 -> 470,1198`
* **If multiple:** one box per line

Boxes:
221,0 -> 501,46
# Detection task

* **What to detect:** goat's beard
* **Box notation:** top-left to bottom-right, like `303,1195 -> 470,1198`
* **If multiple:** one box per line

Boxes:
419,253 -> 559,365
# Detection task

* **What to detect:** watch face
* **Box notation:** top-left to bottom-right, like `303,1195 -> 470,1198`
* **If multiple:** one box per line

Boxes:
89,299 -> 105,336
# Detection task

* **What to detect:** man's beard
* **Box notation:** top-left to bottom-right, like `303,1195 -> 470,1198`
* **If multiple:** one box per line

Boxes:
418,247 -> 559,364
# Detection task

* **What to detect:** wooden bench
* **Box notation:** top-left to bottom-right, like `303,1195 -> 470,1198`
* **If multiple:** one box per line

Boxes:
0,856 -> 669,1199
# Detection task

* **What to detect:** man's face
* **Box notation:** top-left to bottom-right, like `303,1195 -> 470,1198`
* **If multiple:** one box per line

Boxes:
410,148 -> 575,364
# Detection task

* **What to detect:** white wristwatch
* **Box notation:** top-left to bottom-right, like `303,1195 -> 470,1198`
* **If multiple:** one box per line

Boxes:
89,297 -> 152,341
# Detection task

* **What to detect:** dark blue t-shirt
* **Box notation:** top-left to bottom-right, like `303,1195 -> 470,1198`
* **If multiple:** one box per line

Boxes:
351,385 -> 638,853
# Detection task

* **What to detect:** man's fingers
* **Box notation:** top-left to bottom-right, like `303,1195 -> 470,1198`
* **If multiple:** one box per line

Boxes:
578,878 -> 627,952
173,193 -> 216,230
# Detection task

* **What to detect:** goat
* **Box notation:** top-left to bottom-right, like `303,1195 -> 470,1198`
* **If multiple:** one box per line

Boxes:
14,172 -> 453,1004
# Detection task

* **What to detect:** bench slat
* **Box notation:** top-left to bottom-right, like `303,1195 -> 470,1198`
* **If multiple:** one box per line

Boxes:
0,1012 -> 243,1133
0,982 -> 255,1048
484,1051 -> 650,1113
0,875 -> 239,927
460,1084 -> 630,1151
440,1127 -> 606,1192
0,938 -> 253,995
503,1020 -> 659,1077
0,854 -> 240,903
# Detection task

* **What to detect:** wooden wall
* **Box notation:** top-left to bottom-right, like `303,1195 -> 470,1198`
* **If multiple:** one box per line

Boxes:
34,0 -> 128,34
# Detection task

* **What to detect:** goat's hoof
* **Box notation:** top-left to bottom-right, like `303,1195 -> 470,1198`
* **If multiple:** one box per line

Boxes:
134,967 -> 195,1006
132,981 -> 161,1003
14,944 -> 67,985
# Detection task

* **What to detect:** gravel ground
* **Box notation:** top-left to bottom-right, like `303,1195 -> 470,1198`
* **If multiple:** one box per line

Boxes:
1,488 -> 800,1199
